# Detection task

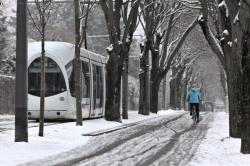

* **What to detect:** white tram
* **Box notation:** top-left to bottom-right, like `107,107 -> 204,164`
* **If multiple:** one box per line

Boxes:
27,42 -> 107,120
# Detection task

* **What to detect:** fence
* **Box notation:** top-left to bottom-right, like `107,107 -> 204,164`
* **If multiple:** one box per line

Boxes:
0,75 -> 15,114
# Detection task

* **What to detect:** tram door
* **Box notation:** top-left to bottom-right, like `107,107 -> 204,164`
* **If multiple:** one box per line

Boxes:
91,63 -> 104,116
81,61 -> 91,117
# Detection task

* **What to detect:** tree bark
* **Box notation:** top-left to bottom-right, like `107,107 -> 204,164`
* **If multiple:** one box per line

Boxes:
15,0 -> 28,142
139,42 -> 150,115
100,0 -> 140,121
122,46 -> 130,119
241,55 -> 250,153
240,0 -> 250,153
221,0 -> 242,138
161,75 -> 167,110
150,77 -> 161,113
38,1 -> 46,136
38,32 -> 45,137
169,78 -> 177,109
105,49 -> 122,121
74,0 -> 83,126
199,0 -> 241,137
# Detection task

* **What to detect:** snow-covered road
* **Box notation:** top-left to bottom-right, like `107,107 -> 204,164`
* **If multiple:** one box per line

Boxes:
23,112 -> 213,166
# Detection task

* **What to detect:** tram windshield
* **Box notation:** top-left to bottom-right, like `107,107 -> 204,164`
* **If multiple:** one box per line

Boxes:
28,57 -> 66,97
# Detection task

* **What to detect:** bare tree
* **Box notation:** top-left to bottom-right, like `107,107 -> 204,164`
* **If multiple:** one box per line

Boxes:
28,0 -> 53,136
121,1 -> 139,119
100,0 -> 141,121
198,0 -> 250,153
198,0 -> 242,138
15,0 -> 28,142
139,1 -> 198,114
74,0 -> 96,126
237,0 -> 250,154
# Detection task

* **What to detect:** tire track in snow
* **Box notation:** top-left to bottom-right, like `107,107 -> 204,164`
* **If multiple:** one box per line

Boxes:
76,112 -> 212,166
138,112 -> 213,166
21,113 -> 186,166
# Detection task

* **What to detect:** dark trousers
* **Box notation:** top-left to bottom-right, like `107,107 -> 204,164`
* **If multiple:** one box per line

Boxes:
189,103 -> 199,119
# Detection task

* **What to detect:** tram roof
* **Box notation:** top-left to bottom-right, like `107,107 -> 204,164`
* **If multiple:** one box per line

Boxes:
28,41 -> 107,65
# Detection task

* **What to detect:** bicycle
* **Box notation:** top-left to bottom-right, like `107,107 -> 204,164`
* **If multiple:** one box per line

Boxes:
191,106 -> 199,123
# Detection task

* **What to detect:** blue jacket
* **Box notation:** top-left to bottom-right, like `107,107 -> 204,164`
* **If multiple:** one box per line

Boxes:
186,88 -> 202,103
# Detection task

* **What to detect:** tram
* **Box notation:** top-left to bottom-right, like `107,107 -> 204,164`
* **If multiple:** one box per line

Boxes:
27,42 -> 107,120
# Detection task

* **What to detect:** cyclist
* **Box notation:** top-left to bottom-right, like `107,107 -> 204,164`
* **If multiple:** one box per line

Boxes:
186,84 -> 202,122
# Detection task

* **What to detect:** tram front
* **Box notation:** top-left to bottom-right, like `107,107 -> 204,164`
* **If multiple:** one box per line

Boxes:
28,56 -> 73,120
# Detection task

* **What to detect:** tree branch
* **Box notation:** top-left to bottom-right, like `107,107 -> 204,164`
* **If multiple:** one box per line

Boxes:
162,16 -> 199,77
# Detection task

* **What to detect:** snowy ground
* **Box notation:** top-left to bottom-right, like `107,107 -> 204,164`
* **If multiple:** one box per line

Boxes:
0,110 -> 180,166
0,110 -> 249,166
189,112 -> 250,166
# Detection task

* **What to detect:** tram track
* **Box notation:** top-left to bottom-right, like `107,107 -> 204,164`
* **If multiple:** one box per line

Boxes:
0,119 -> 66,133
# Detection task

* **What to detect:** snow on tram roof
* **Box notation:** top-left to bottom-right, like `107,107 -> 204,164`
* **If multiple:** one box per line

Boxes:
28,41 -> 107,65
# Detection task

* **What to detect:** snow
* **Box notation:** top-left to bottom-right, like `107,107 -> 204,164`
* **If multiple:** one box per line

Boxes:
1,111 -> 250,165
234,38 -> 238,45
189,112 -> 250,166
0,74 -> 14,79
0,110 -> 178,166
198,14 -> 204,22
134,22 -> 144,40
227,41 -> 232,47
218,0 -> 229,17
223,29 -> 229,36
2,0 -> 16,19
106,44 -> 113,52
234,11 -> 239,24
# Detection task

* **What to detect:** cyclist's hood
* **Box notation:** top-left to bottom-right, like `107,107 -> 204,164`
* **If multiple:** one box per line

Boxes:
191,88 -> 198,92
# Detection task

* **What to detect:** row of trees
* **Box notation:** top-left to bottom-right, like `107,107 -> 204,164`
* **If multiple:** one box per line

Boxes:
101,0 -> 250,153
15,0 -> 250,153
101,0 -> 199,121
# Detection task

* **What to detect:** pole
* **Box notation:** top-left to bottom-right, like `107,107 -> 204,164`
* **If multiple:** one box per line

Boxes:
15,0 -> 28,142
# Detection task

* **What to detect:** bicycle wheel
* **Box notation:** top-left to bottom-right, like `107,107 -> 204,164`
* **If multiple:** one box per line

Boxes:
192,109 -> 197,123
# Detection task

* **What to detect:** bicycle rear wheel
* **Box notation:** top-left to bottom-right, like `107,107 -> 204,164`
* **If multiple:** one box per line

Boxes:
192,109 -> 197,123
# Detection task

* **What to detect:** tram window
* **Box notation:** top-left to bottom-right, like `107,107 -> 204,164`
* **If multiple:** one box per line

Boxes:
93,65 -> 97,109
28,57 -> 66,97
82,61 -> 90,98
92,64 -> 103,109
66,61 -> 75,97
67,60 -> 90,99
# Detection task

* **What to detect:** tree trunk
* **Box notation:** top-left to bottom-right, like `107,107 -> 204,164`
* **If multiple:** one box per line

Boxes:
74,0 -> 82,126
38,35 -> 45,137
240,0 -> 250,153
169,78 -> 177,109
145,51 -> 150,113
38,5 -> 45,136
105,50 -> 122,121
241,55 -> 250,153
139,42 -> 150,115
15,0 -> 28,142
150,77 -> 161,113
226,71 -> 242,137
162,75 -> 167,110
74,47 -> 82,125
199,0 -> 241,138
122,47 -> 130,119
220,0 -> 242,138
